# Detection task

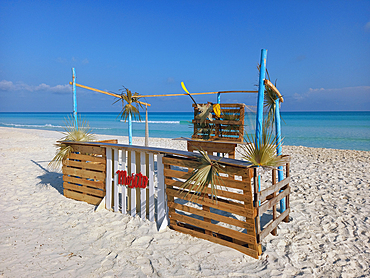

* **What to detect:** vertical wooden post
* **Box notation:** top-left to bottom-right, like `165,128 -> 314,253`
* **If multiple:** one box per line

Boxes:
275,98 -> 286,212
113,148 -> 119,212
255,49 -> 267,145
148,153 -> 155,221
72,68 -> 78,129
128,113 -> 132,145
121,150 -> 127,214
157,154 -> 167,230
283,162 -> 290,223
140,151 -> 146,219
271,169 -> 277,236
255,49 -> 267,203
145,105 -> 149,147
130,151 -> 136,216
105,147 -> 112,210
253,168 -> 261,243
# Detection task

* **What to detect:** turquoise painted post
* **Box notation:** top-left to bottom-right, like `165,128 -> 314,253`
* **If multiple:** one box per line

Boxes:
217,92 -> 221,156
255,49 -> 267,143
72,68 -> 78,129
128,113 -> 132,145
255,49 -> 267,203
275,98 -> 286,212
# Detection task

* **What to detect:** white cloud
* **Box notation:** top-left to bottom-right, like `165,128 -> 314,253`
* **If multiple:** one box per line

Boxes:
0,80 -> 71,94
365,21 -> 370,32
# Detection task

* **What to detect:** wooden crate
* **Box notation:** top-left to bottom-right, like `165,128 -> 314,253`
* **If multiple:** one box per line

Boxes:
187,140 -> 237,159
192,103 -> 245,143
163,154 -> 260,259
62,141 -> 116,205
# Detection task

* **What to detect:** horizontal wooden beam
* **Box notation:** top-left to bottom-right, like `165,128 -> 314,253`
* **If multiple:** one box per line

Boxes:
69,82 -> 151,106
258,187 -> 290,215
134,90 -> 258,98
264,79 -> 284,103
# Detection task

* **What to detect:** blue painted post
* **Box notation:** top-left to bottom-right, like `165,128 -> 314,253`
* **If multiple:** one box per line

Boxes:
128,113 -> 132,145
72,68 -> 78,129
255,49 -> 267,204
275,98 -> 286,212
217,92 -> 221,156
255,49 -> 267,144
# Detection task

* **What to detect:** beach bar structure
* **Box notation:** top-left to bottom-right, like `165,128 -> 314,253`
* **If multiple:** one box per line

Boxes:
61,49 -> 290,258
61,140 -> 291,259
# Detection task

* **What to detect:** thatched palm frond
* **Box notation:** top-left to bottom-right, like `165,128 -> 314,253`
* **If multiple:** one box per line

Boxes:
48,117 -> 95,171
179,149 -> 225,202
113,86 -> 143,122
264,82 -> 279,128
196,103 -> 214,124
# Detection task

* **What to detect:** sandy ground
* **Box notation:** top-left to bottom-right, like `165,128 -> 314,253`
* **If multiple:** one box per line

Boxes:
0,126 -> 369,277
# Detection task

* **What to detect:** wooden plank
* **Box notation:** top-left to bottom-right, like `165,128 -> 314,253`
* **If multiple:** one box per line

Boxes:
259,187 -> 290,216
271,169 -> 277,236
140,151 -> 146,219
148,153 -> 155,221
162,156 -> 201,169
166,188 -> 254,218
165,178 -> 252,203
70,144 -> 106,156
63,159 -> 105,171
168,201 -> 255,232
170,224 -> 258,259
192,119 -> 243,125
64,189 -> 102,205
63,167 -> 105,181
113,148 -> 119,212
63,182 -> 105,197
259,208 -> 290,241
105,147 -> 112,210
193,103 -> 246,108
170,213 -> 256,245
67,153 -> 105,163
130,151 -> 137,216
63,175 -> 105,189
259,177 -> 291,200
157,154 -> 167,227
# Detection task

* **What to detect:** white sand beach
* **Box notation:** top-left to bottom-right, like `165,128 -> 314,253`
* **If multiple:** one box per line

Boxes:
0,126 -> 369,277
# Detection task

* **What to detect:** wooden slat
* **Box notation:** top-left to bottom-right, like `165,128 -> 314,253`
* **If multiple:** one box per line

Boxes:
191,135 -> 243,142
166,188 -> 254,218
162,156 -> 201,169
170,213 -> 256,245
63,182 -> 105,197
258,187 -> 291,215
165,178 -> 252,203
63,159 -> 106,171
259,208 -> 290,241
63,175 -> 105,189
259,177 -> 291,200
63,167 -> 105,181
193,103 -> 245,108
67,153 -> 106,163
64,189 -> 102,205
192,119 -> 243,125
70,144 -> 106,156
168,201 -> 255,232
170,224 -> 258,259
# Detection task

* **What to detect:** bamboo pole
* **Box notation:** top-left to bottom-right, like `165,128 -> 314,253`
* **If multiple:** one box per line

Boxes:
68,82 -> 151,106
134,90 -> 258,98
72,68 -> 78,129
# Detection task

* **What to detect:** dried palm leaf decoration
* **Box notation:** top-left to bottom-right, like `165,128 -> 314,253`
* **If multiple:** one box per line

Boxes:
113,86 -> 143,122
48,116 -> 95,171
179,149 -> 225,202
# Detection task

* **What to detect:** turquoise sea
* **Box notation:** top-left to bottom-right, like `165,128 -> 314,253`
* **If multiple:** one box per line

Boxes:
0,111 -> 369,151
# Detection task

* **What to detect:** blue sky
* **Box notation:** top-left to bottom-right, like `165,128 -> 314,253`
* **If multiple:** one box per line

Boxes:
0,0 -> 369,112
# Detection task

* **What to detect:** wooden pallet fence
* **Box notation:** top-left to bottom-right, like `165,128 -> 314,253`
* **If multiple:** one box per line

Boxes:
192,103 -> 245,142
62,143 -> 108,205
253,157 -> 291,243
163,154 -> 260,259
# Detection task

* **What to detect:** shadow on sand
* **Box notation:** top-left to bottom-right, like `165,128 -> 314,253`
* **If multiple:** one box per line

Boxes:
31,160 -> 63,195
